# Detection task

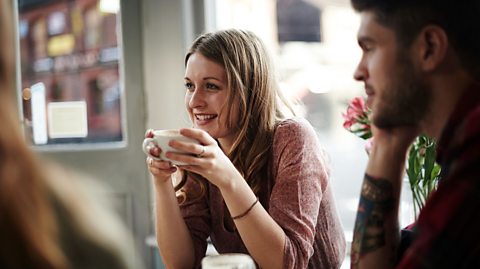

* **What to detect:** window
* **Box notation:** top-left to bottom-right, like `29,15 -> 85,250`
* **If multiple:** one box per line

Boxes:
17,0 -> 125,148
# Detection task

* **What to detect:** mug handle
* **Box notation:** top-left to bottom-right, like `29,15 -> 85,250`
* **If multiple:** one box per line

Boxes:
142,138 -> 162,160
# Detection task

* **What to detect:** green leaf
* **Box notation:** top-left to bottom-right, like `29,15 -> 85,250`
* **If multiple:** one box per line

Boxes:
431,164 -> 441,180
407,148 -> 418,185
405,135 -> 442,220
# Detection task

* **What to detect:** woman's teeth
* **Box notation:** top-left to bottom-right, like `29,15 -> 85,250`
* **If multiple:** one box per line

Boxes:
196,114 -> 216,120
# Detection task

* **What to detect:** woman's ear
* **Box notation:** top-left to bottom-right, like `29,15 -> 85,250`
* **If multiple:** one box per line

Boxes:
414,25 -> 448,72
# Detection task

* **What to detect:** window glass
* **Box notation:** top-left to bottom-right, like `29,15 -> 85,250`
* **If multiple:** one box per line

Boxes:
17,0 -> 125,148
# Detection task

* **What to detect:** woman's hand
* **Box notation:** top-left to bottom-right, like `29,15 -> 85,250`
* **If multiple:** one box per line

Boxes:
144,129 -> 178,184
165,128 -> 242,190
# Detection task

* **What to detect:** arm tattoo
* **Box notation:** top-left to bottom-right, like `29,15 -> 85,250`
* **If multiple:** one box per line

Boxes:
351,174 -> 397,267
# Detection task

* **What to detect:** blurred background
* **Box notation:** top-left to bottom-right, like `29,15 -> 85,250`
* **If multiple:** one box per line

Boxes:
12,0 -> 414,268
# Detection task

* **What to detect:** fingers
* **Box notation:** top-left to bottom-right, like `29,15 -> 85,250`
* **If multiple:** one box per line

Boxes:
166,150 -> 212,168
179,128 -> 216,146
168,139 -> 206,157
145,128 -> 154,138
197,145 -> 205,158
147,144 -> 161,158
146,157 -> 177,176
147,157 -> 175,170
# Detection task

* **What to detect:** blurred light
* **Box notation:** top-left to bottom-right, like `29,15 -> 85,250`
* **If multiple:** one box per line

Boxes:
19,20 -> 29,38
48,11 -> 66,35
99,0 -> 120,14
23,88 -> 31,101
48,34 -> 75,56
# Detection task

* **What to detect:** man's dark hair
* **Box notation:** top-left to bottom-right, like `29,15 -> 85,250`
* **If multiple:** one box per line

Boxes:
351,0 -> 480,80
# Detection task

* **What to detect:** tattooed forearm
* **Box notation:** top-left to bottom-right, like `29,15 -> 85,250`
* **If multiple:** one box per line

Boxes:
351,174 -> 398,268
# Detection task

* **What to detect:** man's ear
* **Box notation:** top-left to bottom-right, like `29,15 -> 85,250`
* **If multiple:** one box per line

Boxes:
414,25 -> 448,72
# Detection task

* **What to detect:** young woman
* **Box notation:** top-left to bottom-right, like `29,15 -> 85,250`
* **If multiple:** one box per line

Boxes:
0,2 -> 141,268
147,29 -> 345,269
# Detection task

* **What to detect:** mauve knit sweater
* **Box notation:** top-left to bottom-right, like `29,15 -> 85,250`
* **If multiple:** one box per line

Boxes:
179,118 -> 346,268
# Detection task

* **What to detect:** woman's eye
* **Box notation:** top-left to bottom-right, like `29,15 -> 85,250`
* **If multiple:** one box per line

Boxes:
206,83 -> 219,90
184,82 -> 194,91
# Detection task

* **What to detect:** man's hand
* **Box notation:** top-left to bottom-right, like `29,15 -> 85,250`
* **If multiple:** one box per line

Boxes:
351,124 -> 419,269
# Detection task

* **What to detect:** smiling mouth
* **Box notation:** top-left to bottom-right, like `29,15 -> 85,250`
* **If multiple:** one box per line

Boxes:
195,114 -> 217,121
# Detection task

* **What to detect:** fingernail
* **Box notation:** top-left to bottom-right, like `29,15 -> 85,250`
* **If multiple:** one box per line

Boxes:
145,129 -> 153,137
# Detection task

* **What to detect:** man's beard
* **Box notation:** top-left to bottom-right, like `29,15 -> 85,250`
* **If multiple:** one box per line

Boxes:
372,53 -> 432,129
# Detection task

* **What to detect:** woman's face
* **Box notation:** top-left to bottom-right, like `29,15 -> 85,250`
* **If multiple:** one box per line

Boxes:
184,52 -> 239,147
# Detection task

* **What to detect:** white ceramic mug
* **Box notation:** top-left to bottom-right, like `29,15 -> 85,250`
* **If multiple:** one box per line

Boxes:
201,253 -> 256,269
142,129 -> 199,165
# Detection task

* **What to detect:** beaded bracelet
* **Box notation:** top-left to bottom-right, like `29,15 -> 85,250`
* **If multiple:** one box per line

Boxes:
232,198 -> 259,220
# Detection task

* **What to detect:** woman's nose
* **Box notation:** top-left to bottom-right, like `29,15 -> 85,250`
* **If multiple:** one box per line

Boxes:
188,88 -> 205,108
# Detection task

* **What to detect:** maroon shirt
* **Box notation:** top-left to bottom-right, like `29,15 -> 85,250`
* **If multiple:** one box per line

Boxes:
179,118 -> 346,268
397,83 -> 480,268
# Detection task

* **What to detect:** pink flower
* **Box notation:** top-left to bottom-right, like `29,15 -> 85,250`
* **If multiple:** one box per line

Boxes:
342,97 -> 368,124
349,96 -> 368,115
343,117 -> 355,129
342,97 -> 372,139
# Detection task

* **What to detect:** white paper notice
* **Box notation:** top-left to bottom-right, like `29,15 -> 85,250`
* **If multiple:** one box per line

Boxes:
47,101 -> 88,138
30,82 -> 48,144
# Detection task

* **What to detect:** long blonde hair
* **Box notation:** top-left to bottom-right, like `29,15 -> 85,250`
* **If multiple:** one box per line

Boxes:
0,1 -> 68,268
178,29 -> 295,197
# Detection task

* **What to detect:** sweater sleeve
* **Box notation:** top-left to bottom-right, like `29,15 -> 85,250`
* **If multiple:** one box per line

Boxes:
269,118 -> 330,268
179,177 -> 211,269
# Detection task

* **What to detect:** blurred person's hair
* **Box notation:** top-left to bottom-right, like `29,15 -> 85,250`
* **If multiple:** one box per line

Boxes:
0,2 -> 139,269
0,1 -> 65,268
177,29 -> 297,200
351,0 -> 480,80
